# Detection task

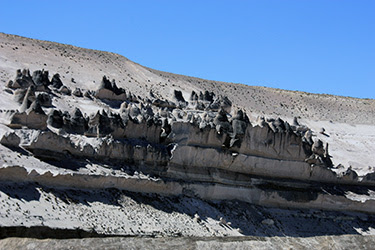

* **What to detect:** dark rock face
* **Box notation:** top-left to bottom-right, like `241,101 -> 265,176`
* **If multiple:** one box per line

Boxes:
273,118 -> 286,133
312,139 -> 325,156
47,110 -> 64,128
7,69 -> 53,91
293,117 -> 300,126
231,110 -> 249,135
32,70 -> 50,91
174,90 -> 186,103
95,76 -> 127,101
86,111 -> 114,137
214,108 -> 231,134
100,76 -> 125,95
66,108 -> 88,134
51,74 -> 63,89
37,93 -> 53,107
8,99 -> 47,130
229,112 -> 248,147
27,100 -> 45,115
13,69 -> 34,89
152,99 -> 176,109
201,90 -> 215,102
47,108 -> 89,134
305,139 -> 333,167
188,90 -> 232,113
0,132 -> 21,148
190,91 -> 198,101
99,75 -> 112,90
84,90 -> 95,99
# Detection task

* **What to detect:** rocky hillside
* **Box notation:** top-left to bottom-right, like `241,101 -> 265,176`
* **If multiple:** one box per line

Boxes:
0,33 -> 374,247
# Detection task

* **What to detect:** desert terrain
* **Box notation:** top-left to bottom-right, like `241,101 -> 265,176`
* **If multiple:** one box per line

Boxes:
0,32 -> 374,249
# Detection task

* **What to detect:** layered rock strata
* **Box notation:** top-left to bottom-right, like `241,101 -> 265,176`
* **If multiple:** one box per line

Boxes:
1,69 -> 374,216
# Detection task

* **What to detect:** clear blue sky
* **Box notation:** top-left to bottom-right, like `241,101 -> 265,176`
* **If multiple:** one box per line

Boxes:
1,1 -> 374,99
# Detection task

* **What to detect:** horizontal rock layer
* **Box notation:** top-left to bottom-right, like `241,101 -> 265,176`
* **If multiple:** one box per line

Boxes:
0,68 -> 374,218
0,165 -> 374,214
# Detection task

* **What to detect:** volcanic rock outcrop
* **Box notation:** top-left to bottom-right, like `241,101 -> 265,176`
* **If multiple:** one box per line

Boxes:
0,33 -> 375,241
2,69 -> 375,194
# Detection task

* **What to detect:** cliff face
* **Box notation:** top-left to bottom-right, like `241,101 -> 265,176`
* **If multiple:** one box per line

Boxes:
0,33 -> 375,241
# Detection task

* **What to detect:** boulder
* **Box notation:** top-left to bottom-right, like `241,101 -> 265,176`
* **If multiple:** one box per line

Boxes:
213,108 -> 231,134
174,90 -> 186,103
201,91 -> 215,102
32,70 -> 50,91
36,93 -> 53,107
312,139 -> 325,157
72,88 -> 83,97
95,76 -> 126,101
51,73 -> 63,89
190,91 -> 198,101
231,109 -> 248,136
8,100 -> 47,130
0,132 -> 21,148
86,111 -> 114,137
47,109 -> 64,128
65,108 -> 88,134
9,69 -> 34,89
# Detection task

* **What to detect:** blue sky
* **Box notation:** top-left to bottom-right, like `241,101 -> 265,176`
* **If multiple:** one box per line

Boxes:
1,1 -> 374,99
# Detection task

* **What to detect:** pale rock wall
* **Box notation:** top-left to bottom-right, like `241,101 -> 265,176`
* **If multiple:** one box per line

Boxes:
0,165 -> 374,214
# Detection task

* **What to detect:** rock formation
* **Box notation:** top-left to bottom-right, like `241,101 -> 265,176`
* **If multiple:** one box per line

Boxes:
95,76 -> 127,101
0,33 -> 374,243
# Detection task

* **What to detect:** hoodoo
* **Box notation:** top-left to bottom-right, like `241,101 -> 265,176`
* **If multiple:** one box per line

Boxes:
0,33 -> 374,244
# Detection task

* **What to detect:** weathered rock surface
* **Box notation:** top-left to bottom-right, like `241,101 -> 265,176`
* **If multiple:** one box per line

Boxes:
3,235 -> 375,250
0,33 -> 375,244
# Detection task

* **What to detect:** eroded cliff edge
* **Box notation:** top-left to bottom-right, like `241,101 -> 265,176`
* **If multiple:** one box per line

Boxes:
0,69 -> 374,216
0,33 -> 375,239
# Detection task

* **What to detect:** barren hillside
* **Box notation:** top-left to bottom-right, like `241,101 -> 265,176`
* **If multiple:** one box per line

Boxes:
0,32 -> 374,248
